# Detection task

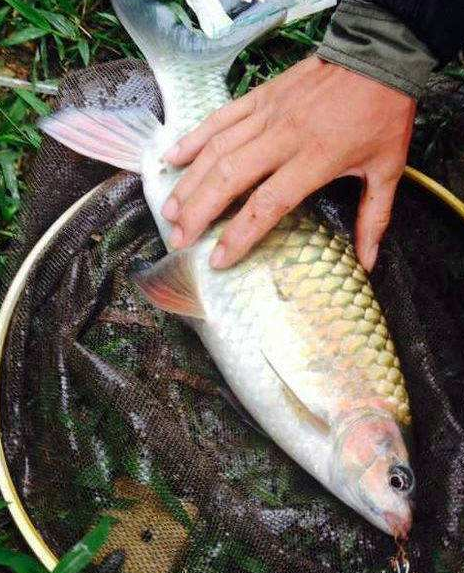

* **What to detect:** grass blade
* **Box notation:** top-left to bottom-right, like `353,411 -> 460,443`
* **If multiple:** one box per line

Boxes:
0,6 -> 10,27
3,0 -> 51,31
0,549 -> 48,573
14,89 -> 51,116
53,515 -> 116,573
40,10 -> 78,39
1,27 -> 48,46
77,38 -> 90,66
0,151 -> 19,199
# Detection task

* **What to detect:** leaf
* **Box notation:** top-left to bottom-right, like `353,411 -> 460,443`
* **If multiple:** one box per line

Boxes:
234,64 -> 259,98
279,29 -> 314,46
53,0 -> 76,15
0,6 -> 10,27
0,134 -> 29,146
77,38 -> 90,66
14,89 -> 51,116
39,37 -> 49,78
96,12 -> 120,25
1,26 -> 48,46
0,151 -> 19,199
0,548 -> 48,573
0,499 -> 9,510
7,98 -> 28,124
3,0 -> 51,30
21,125 -> 42,148
445,66 -> 464,81
54,35 -> 65,61
53,516 -> 116,573
40,10 -> 78,39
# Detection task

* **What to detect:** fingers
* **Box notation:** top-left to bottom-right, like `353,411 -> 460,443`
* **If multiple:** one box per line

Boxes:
168,128 -> 294,248
162,111 -> 269,220
355,175 -> 398,272
164,91 -> 257,166
164,56 -> 319,167
209,152 -> 337,268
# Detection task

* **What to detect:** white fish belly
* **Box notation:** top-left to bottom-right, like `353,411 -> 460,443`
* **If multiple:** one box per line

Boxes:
192,241 -> 333,484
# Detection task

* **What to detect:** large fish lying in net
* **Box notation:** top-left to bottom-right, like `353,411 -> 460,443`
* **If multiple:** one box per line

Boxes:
39,0 -> 415,538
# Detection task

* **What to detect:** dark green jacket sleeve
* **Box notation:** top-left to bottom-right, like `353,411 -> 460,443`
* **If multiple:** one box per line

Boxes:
316,0 -> 439,99
371,0 -> 464,64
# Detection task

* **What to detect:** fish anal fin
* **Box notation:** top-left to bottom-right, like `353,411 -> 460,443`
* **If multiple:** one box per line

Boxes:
131,250 -> 205,320
261,348 -> 330,437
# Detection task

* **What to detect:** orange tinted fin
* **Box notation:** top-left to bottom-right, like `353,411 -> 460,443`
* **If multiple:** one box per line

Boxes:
131,250 -> 205,320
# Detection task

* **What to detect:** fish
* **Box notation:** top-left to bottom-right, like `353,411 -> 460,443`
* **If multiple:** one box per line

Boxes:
39,0 -> 415,538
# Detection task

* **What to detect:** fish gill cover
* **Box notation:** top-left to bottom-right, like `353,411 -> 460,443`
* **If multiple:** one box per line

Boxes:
1,18 -> 464,573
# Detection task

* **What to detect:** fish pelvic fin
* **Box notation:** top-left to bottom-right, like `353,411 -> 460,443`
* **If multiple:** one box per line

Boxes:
111,0 -> 288,70
131,249 -> 206,320
38,106 -> 162,174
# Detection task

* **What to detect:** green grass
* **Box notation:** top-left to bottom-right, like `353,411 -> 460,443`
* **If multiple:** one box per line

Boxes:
0,508 -> 115,573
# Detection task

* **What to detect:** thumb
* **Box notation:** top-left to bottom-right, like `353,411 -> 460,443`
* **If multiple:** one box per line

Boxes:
355,176 -> 398,273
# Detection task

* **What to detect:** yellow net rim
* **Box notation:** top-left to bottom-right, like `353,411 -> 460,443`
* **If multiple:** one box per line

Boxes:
0,168 -> 463,571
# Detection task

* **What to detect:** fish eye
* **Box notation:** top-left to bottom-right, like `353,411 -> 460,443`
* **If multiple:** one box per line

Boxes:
389,464 -> 414,494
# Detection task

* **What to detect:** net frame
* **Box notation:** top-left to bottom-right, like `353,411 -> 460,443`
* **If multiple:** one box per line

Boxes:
0,166 -> 463,571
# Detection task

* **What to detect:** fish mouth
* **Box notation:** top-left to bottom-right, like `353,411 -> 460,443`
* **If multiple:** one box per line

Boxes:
383,511 -> 412,540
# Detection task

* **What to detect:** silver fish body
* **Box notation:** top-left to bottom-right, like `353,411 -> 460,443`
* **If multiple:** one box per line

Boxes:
40,0 -> 414,537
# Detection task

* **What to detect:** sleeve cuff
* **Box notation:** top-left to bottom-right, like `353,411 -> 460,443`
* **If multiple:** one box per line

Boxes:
316,0 -> 439,99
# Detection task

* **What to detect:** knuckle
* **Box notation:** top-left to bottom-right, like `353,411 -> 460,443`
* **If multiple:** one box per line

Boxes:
209,134 -> 227,157
247,90 -> 259,115
372,209 -> 392,232
221,226 -> 241,249
281,109 -> 299,133
378,211 -> 392,228
250,185 -> 287,221
207,109 -> 223,127
216,155 -> 236,183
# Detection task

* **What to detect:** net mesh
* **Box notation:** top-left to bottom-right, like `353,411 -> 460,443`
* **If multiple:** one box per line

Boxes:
1,60 -> 464,573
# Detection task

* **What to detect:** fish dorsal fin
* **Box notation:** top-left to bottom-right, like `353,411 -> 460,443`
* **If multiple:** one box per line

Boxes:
131,250 -> 205,320
261,347 -> 330,437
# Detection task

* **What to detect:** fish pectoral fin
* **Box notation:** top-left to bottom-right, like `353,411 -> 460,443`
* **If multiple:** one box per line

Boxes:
38,105 -> 162,174
131,250 -> 206,320
260,348 -> 331,437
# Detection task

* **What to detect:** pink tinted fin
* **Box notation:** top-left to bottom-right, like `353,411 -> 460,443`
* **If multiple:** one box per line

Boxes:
38,106 -> 161,173
132,250 -> 205,320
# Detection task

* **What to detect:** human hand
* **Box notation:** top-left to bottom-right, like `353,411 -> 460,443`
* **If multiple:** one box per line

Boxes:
162,56 -> 416,272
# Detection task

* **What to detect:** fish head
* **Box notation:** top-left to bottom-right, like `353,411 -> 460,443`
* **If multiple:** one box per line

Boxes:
334,411 -> 414,538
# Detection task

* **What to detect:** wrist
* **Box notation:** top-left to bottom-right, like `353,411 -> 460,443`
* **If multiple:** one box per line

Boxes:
316,0 -> 438,100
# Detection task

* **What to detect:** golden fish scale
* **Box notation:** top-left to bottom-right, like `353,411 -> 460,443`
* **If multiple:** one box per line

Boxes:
256,211 -> 411,426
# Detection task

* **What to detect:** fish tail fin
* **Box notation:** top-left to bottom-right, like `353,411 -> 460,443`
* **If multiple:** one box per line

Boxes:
111,0 -> 289,70
38,105 -> 162,174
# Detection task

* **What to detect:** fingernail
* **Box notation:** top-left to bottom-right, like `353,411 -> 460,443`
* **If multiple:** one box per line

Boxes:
162,197 -> 179,221
169,225 -> 184,249
364,243 -> 379,273
210,244 -> 226,269
163,144 -> 180,163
